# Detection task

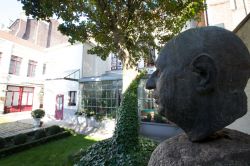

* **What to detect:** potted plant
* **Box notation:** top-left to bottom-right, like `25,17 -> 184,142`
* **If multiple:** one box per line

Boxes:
75,109 -> 85,124
31,109 -> 45,127
84,109 -> 98,127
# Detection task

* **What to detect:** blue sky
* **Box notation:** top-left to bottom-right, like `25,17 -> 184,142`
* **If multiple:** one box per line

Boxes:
0,0 -> 23,26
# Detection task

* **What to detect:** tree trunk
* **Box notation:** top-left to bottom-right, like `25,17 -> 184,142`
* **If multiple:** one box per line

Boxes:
122,50 -> 138,93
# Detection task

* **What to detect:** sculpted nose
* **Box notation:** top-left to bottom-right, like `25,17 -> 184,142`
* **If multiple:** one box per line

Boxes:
146,76 -> 156,90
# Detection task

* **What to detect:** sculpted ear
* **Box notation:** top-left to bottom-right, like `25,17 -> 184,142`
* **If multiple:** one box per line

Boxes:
191,54 -> 217,94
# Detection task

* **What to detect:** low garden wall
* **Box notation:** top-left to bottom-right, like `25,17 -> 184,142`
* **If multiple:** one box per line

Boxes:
140,122 -> 183,141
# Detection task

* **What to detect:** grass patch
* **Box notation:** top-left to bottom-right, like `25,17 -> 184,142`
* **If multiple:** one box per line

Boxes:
0,135 -> 98,166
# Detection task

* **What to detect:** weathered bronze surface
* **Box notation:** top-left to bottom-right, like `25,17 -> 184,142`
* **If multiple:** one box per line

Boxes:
146,26 -> 250,141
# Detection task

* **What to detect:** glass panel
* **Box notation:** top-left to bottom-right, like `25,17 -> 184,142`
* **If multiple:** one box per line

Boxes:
15,62 -> 21,75
12,92 -> 19,106
8,60 -> 14,74
22,92 -> 28,105
43,64 -> 46,75
57,96 -> 63,111
5,92 -> 13,106
7,86 -> 19,91
59,98 -> 62,110
9,56 -> 22,75
23,87 -> 34,92
138,79 -> 168,123
27,93 -> 33,105
27,60 -> 37,77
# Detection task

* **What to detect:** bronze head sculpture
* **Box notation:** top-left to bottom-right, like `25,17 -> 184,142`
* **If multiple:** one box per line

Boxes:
146,26 -> 250,142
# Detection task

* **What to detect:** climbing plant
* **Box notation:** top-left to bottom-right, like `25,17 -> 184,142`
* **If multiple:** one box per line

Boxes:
76,71 -> 157,166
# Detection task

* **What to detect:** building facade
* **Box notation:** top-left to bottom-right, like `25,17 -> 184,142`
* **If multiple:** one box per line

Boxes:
0,31 -> 45,114
0,18 -> 113,122
206,0 -> 250,30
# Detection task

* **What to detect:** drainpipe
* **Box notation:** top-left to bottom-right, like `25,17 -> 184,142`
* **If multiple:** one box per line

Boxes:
15,19 -> 22,36
46,20 -> 52,48
35,21 -> 40,45
204,0 -> 209,26
243,0 -> 248,15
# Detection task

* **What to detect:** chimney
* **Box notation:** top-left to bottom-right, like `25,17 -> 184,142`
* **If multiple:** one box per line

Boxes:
46,20 -> 52,48
22,18 -> 39,43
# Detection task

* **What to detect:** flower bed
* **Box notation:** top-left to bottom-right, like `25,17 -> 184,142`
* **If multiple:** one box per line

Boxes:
0,125 -> 71,158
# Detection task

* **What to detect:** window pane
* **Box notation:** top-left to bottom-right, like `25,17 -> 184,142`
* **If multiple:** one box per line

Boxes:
9,60 -> 15,74
27,93 -> 33,105
7,86 -> 19,91
15,62 -> 21,75
68,91 -> 76,106
12,92 -> 19,106
59,97 -> 63,110
22,92 -> 28,105
5,92 -> 13,106
43,64 -> 46,75
27,60 -> 37,77
23,87 -> 34,92
9,56 -> 22,75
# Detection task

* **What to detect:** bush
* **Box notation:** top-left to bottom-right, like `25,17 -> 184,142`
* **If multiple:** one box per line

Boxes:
34,129 -> 46,139
0,137 -> 6,149
46,125 -> 61,136
154,114 -> 168,123
31,109 -> 45,119
75,109 -> 85,116
142,113 -> 152,122
85,109 -> 95,117
74,137 -> 157,166
13,133 -> 27,145
95,113 -> 105,122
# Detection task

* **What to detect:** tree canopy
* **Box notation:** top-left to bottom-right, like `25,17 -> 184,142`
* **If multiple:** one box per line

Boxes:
20,0 -> 205,67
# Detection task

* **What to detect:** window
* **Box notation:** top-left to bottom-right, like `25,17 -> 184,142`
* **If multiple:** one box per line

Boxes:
0,52 -> 2,65
111,54 -> 122,70
68,91 -> 77,106
9,55 -> 22,75
42,63 -> 46,75
81,80 -> 122,118
138,79 -> 168,123
27,60 -> 37,77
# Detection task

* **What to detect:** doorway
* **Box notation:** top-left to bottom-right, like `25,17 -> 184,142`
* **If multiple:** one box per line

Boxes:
55,94 -> 64,120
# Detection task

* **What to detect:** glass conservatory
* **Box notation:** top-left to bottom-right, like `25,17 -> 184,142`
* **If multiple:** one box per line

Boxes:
138,78 -> 168,123
79,72 -> 122,119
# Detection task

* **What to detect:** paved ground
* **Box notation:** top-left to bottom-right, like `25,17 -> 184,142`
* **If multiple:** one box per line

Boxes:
0,121 -> 33,138
0,112 -> 114,139
0,112 -> 166,142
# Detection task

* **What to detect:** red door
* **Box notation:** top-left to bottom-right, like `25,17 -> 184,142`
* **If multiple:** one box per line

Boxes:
55,94 -> 64,120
